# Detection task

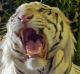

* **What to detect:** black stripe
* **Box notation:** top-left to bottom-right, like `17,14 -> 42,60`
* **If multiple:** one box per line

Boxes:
37,67 -> 44,74
55,13 -> 58,24
48,9 -> 52,15
53,24 -> 57,33
47,53 -> 64,73
47,56 -> 54,73
59,31 -> 62,40
73,66 -> 80,72
17,57 -> 24,63
64,63 -> 72,74
42,5 -> 48,8
49,30 -> 63,53
46,18 -> 58,33
52,55 -> 64,71
49,41 -> 60,53
75,71 -> 80,74
16,67 -> 24,74
52,42 -> 60,48
50,28 -> 63,51
59,22 -> 63,40
38,70 -> 44,74
13,49 -> 24,55
60,21 -> 64,32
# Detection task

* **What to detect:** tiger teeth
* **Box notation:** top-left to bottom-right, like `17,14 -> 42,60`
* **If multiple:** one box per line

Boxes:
20,31 -> 23,38
29,55 -> 32,58
34,29 -> 39,34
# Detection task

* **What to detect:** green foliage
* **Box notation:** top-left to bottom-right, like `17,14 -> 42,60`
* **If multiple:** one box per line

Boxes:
74,24 -> 80,65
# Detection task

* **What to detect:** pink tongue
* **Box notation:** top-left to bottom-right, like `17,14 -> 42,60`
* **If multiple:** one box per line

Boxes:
26,40 -> 43,54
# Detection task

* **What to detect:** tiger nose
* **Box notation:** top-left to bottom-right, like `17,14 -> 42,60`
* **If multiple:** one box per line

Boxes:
18,14 -> 33,23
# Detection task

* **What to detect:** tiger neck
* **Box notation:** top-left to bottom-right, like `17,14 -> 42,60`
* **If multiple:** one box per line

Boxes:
37,49 -> 71,74
1,43 -> 72,74
1,33 -> 73,74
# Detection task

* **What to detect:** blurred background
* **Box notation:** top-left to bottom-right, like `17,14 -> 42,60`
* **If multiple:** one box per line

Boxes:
0,0 -> 80,65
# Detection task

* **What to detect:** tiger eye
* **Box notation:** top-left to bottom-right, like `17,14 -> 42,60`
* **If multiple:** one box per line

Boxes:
38,8 -> 45,12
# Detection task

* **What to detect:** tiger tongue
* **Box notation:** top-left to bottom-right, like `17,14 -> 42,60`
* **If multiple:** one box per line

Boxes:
26,40 -> 43,56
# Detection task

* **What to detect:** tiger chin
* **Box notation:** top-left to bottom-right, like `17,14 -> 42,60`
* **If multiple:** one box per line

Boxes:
0,1 -> 80,74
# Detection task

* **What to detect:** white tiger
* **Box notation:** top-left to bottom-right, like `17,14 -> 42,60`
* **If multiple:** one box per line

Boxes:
0,2 -> 80,74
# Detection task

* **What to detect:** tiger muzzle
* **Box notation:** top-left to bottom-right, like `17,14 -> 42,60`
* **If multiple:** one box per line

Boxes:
18,17 -> 48,59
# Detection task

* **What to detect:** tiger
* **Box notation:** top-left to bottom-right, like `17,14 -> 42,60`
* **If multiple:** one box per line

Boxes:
0,1 -> 80,74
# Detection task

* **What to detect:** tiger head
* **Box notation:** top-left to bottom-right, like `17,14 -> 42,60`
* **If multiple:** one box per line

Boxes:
5,2 -> 76,70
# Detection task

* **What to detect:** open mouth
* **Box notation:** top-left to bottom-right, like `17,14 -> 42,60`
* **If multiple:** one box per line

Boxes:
20,28 -> 48,59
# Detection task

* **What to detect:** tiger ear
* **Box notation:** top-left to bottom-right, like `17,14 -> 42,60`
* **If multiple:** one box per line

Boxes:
52,7 -> 71,24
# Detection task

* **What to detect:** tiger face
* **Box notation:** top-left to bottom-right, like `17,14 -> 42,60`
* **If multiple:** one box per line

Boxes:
5,2 -> 75,71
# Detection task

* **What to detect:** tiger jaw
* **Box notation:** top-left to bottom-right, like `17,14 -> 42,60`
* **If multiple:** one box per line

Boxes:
17,24 -> 48,69
19,27 -> 48,59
